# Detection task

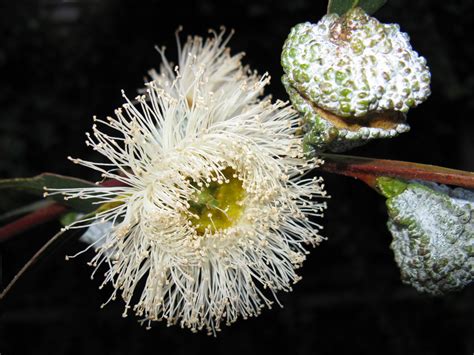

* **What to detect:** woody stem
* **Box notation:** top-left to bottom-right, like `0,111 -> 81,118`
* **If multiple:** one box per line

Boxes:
318,153 -> 474,190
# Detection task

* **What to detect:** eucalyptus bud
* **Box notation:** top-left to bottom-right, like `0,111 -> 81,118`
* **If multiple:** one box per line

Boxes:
377,177 -> 474,296
282,7 -> 431,152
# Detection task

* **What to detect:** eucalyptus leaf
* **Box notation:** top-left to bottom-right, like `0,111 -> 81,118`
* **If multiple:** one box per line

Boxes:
0,173 -> 98,213
0,200 -> 53,223
0,189 -> 40,215
60,211 -> 82,226
327,0 -> 387,15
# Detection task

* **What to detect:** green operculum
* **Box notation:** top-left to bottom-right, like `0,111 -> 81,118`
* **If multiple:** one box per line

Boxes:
187,167 -> 246,235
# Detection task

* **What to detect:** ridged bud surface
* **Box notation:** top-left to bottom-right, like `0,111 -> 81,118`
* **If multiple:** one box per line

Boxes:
378,178 -> 474,296
281,8 -> 431,152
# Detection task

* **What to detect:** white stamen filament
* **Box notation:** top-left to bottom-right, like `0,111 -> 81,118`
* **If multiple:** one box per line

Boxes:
48,28 -> 327,336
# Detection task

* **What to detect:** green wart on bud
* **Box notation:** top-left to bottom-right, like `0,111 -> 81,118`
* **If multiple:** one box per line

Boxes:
281,7 -> 431,152
377,178 -> 474,296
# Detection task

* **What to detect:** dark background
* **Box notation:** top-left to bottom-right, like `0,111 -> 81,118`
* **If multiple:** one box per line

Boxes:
1,0 -> 473,354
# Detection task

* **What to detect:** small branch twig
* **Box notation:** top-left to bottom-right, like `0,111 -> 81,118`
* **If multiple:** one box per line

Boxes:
0,227 -> 85,306
319,153 -> 474,190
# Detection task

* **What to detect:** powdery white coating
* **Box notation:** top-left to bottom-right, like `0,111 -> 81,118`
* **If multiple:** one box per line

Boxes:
282,74 -> 410,153
49,30 -> 327,335
387,181 -> 474,295
304,114 -> 409,153
80,220 -> 112,247
281,8 -> 431,117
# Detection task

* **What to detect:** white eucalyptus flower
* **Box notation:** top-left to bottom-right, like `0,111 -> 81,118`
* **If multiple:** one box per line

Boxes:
50,30 -> 327,335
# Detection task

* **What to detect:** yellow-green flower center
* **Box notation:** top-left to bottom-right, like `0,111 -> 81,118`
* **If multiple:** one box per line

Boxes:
187,167 -> 246,235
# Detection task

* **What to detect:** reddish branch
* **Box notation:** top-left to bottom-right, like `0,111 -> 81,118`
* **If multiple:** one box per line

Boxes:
0,178 -> 127,243
0,203 -> 67,242
319,153 -> 474,190
1,157 -> 473,243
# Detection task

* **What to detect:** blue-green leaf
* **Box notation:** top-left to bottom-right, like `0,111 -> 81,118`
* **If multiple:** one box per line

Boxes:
0,173 -> 98,213
327,0 -> 387,15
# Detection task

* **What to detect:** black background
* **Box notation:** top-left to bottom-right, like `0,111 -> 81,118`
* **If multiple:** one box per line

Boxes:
1,0 -> 473,354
